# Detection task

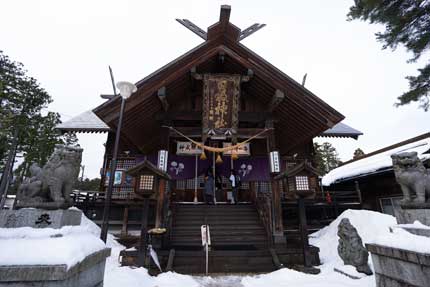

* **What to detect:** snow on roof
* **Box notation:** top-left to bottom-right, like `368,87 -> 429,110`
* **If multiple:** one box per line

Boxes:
322,135 -> 430,186
56,110 -> 110,133
319,122 -> 363,139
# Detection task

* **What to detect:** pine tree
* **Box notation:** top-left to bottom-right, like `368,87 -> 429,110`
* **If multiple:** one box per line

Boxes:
353,148 -> 365,159
348,1 -> 430,111
0,50 -> 72,178
313,142 -> 342,175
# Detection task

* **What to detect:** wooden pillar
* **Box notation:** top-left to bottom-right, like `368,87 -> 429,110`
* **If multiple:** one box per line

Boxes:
298,197 -> 311,266
155,122 -> 170,228
266,119 -> 285,244
121,206 -> 129,237
155,178 -> 166,228
137,198 -> 150,267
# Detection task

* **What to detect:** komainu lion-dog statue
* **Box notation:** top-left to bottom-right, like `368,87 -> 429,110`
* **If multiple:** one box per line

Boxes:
391,151 -> 430,205
16,145 -> 83,209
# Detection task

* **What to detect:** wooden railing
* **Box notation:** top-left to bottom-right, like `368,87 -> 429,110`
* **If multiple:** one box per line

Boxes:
255,189 -> 273,243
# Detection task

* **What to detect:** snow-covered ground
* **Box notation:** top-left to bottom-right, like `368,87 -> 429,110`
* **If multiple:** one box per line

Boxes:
2,209 -> 430,287
101,209 -> 396,287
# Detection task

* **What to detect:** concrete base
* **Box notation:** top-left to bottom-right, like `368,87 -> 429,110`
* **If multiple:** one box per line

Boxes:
395,206 -> 430,226
400,226 -> 430,238
0,249 -> 110,287
366,243 -> 430,287
0,209 -> 82,228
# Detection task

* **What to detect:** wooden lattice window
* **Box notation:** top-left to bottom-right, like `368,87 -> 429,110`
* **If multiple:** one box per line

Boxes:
295,176 -> 309,190
139,175 -> 154,190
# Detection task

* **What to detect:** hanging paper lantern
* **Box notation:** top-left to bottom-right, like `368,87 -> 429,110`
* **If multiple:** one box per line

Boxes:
200,151 -> 207,160
216,153 -> 223,164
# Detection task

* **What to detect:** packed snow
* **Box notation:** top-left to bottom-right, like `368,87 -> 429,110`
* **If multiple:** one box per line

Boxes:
309,209 -> 396,272
322,137 -> 430,186
368,226 -> 430,254
3,208 -> 430,287
0,212 -> 106,269
102,209 -> 397,287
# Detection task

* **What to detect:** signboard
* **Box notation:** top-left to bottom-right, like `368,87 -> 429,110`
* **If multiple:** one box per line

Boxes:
114,170 -> 123,185
176,141 -> 202,155
269,151 -> 281,173
157,150 -> 168,172
202,74 -> 240,135
222,142 -> 250,156
201,225 -> 211,246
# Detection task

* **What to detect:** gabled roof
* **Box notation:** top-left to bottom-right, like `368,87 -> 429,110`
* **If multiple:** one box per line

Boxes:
275,160 -> 320,180
322,132 -> 430,186
93,6 -> 346,153
126,159 -> 171,180
319,122 -> 362,139
56,110 -> 110,133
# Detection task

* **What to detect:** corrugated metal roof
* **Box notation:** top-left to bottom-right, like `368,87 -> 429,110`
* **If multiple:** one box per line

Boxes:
319,122 -> 363,139
56,110 -> 110,133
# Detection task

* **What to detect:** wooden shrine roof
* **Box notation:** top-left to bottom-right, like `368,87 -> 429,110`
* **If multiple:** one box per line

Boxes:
126,159 -> 171,180
92,6 -> 347,154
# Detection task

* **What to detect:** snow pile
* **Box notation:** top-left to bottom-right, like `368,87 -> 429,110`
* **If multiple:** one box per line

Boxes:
240,209 -> 398,287
0,212 -> 106,269
397,220 -> 430,230
309,209 -> 396,271
79,212 -> 201,287
322,137 -> 430,186
241,267 -> 375,287
369,227 -> 430,254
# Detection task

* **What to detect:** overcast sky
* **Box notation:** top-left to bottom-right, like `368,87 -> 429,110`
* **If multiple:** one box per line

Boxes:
1,0 -> 428,178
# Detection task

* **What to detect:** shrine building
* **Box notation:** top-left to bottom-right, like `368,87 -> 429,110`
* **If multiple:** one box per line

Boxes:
58,5 -> 362,274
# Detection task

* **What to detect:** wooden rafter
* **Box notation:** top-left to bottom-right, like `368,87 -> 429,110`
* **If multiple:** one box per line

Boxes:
175,19 -> 207,40
239,23 -> 266,41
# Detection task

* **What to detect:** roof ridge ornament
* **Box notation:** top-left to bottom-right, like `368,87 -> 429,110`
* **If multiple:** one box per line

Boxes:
176,5 -> 265,42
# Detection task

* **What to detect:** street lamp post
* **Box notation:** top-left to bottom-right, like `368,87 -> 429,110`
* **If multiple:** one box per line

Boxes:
100,81 -> 137,243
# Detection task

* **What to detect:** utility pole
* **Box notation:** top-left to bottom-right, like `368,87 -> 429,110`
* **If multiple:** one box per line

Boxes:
0,127 -> 19,209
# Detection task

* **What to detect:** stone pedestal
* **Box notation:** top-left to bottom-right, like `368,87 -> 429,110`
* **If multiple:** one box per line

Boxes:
0,209 -> 82,228
366,244 -> 430,287
398,226 -> 430,238
0,249 -> 110,287
394,205 -> 430,226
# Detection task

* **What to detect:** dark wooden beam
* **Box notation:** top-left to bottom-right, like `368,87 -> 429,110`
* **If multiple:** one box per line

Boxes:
268,89 -> 285,112
157,86 -> 169,111
155,111 -> 271,123
239,23 -> 266,41
100,94 -> 115,100
176,19 -> 207,40
219,5 -> 231,26
168,127 -> 268,139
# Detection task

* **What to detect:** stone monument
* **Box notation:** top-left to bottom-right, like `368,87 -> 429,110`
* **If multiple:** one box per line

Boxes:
364,152 -> 430,287
391,152 -> 430,226
15,144 -> 83,210
0,145 -> 110,287
337,218 -> 372,275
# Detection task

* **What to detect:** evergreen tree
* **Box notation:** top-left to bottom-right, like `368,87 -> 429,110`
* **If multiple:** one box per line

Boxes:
0,50 -> 73,178
313,142 -> 342,175
348,1 -> 430,111
74,178 -> 101,191
353,148 -> 365,159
